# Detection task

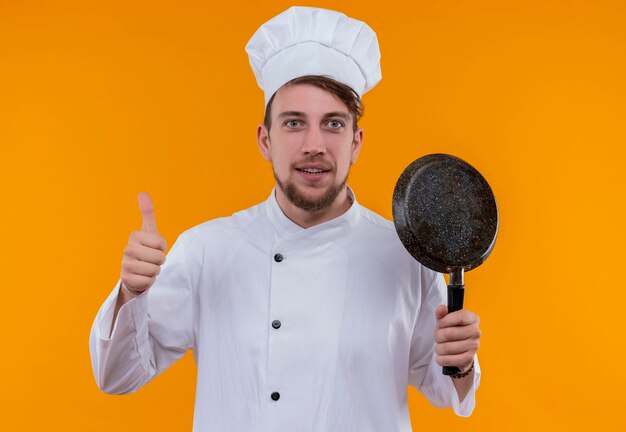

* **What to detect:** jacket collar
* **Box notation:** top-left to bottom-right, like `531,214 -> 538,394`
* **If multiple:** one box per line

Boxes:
264,186 -> 360,242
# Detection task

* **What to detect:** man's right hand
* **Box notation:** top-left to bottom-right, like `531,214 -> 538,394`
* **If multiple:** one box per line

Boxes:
120,192 -> 167,295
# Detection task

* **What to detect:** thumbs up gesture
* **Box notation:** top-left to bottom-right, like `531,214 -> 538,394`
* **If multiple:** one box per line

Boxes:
120,192 -> 167,295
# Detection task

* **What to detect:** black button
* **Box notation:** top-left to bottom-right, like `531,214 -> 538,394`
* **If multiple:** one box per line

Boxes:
272,320 -> 281,329
274,253 -> 284,262
271,392 -> 280,401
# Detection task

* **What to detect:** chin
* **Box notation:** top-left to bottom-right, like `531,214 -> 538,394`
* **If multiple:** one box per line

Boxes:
278,178 -> 347,212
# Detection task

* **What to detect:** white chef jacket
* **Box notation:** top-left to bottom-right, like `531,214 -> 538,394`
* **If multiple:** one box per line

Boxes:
90,189 -> 480,431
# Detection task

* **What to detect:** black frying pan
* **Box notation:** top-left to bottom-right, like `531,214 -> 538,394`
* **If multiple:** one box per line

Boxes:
392,153 -> 498,375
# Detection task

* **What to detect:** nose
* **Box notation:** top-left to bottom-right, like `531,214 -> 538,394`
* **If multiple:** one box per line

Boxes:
301,127 -> 326,156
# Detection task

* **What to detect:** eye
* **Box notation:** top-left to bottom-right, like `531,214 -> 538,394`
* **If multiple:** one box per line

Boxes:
284,119 -> 302,128
327,119 -> 345,129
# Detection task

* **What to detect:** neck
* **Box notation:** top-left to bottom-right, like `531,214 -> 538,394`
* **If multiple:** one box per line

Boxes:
275,186 -> 353,228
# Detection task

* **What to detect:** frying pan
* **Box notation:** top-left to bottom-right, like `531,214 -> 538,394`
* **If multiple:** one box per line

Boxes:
392,153 -> 498,375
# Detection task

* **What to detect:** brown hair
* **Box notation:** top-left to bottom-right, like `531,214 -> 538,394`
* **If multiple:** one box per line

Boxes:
264,75 -> 364,132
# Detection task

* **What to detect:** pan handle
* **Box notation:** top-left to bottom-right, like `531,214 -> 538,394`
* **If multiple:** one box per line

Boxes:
443,269 -> 465,376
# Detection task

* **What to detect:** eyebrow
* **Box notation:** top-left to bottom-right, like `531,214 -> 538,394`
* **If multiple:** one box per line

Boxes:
323,112 -> 351,121
276,111 -> 305,119
276,111 -> 351,121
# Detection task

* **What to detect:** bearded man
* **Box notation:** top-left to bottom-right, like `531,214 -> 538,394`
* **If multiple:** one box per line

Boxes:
90,7 -> 481,431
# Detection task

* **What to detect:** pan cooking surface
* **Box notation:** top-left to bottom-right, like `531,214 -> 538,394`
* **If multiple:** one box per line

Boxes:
393,154 -> 498,273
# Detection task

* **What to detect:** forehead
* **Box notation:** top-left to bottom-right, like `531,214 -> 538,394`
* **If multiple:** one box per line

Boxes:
271,83 -> 350,116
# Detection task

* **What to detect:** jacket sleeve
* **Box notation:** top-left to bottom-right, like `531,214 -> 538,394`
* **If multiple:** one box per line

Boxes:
407,270 -> 481,417
89,232 -> 194,394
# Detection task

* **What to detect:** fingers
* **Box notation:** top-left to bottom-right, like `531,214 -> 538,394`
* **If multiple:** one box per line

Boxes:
129,230 -> 167,252
121,274 -> 156,293
122,259 -> 161,278
121,253 -> 164,292
436,308 -> 479,329
435,338 -> 480,356
121,233 -> 167,292
435,323 -> 481,344
434,328 -> 479,371
434,306 -> 481,371
121,193 -> 167,293
435,353 -> 475,370
435,304 -> 448,320
138,192 -> 158,233
124,240 -> 167,264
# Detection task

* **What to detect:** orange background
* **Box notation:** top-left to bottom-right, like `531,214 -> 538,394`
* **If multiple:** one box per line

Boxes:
1,0 -> 625,430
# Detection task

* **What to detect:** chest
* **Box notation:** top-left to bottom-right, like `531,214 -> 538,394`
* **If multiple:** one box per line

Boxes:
192,238 -> 418,362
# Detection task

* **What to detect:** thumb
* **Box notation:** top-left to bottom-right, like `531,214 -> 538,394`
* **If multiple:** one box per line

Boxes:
138,192 -> 158,233
435,304 -> 448,321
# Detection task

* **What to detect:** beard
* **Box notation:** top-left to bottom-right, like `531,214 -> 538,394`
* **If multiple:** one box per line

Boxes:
274,168 -> 348,212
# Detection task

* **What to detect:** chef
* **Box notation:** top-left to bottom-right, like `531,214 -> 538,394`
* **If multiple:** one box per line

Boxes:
90,6 -> 481,431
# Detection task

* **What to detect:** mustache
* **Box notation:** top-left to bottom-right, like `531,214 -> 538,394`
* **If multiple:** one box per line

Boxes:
291,158 -> 335,170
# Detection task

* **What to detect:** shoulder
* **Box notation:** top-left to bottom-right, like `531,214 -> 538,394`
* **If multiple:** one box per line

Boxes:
354,203 -> 441,287
348,203 -> 411,263
356,204 -> 396,232
354,204 -> 403,246
177,201 -> 267,247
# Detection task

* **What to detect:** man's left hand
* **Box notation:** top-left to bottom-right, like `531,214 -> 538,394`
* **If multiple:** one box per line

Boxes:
434,305 -> 481,373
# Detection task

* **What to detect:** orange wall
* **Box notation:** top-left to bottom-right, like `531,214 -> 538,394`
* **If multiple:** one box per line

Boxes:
1,0 -> 625,430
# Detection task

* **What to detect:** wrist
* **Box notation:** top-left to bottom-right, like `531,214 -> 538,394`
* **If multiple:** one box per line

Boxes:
450,361 -> 474,379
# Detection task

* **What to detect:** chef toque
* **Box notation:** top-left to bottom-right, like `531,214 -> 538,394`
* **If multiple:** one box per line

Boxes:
245,6 -> 382,106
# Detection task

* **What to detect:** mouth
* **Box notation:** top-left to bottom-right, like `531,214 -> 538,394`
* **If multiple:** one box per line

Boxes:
295,167 -> 331,174
294,165 -> 332,182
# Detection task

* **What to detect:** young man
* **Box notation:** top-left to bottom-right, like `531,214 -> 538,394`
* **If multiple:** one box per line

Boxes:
90,7 -> 481,431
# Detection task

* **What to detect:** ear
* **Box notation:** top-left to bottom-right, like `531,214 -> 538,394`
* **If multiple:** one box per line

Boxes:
257,124 -> 272,161
350,128 -> 364,164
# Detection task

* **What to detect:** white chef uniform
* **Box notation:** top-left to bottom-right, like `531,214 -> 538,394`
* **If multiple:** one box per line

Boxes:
90,189 -> 480,431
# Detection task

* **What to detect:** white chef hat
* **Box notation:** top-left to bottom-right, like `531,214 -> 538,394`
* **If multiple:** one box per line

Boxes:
245,6 -> 382,106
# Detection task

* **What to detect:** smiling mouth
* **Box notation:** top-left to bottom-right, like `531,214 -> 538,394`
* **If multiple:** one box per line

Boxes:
296,168 -> 330,174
